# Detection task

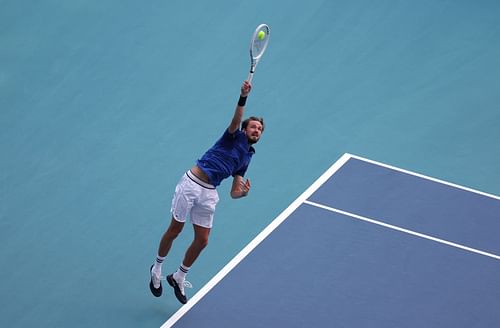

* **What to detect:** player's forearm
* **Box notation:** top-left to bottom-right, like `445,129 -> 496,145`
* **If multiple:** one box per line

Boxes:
229,102 -> 245,133
229,81 -> 251,133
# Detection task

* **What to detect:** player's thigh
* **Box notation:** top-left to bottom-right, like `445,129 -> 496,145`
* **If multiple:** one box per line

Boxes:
190,190 -> 219,228
171,175 -> 198,222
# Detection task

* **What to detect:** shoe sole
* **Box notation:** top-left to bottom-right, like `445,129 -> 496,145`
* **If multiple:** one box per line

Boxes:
149,265 -> 162,297
167,274 -> 187,304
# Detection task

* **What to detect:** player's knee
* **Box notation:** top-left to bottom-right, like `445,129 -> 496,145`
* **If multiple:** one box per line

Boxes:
195,236 -> 209,249
166,219 -> 184,239
166,229 -> 181,240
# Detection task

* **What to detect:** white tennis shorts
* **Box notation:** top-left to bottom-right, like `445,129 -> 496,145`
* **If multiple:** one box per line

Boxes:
170,171 -> 219,228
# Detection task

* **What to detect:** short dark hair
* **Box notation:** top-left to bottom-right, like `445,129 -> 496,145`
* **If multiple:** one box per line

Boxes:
241,116 -> 265,132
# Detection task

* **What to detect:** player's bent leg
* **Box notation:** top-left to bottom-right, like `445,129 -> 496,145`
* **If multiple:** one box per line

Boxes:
150,217 -> 185,298
184,224 -> 211,267
168,224 -> 211,304
158,217 -> 185,257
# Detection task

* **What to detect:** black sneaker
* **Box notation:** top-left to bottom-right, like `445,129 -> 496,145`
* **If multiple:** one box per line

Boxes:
149,265 -> 162,297
167,274 -> 187,304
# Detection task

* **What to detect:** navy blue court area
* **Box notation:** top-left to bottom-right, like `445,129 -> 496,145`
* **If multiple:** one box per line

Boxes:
163,154 -> 500,328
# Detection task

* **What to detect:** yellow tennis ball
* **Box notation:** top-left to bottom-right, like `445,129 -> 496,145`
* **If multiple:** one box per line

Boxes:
257,30 -> 266,40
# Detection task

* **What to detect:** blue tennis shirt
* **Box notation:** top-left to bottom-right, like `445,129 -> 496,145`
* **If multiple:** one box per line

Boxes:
196,128 -> 255,187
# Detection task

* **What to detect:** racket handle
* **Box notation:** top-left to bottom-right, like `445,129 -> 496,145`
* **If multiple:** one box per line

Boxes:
247,72 -> 254,83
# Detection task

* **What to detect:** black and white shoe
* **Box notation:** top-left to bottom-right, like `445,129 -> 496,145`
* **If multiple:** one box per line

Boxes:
149,265 -> 162,297
167,274 -> 187,304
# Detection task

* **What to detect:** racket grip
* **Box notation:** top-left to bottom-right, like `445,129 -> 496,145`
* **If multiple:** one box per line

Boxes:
247,72 -> 254,83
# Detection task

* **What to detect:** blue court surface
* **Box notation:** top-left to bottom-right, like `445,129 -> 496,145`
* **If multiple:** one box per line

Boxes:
2,2 -> 500,327
163,154 -> 500,328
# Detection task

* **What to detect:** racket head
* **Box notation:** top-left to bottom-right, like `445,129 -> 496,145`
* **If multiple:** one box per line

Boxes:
249,24 -> 270,62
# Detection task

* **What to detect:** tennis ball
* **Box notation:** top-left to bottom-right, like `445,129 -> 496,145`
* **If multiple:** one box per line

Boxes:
257,30 -> 266,40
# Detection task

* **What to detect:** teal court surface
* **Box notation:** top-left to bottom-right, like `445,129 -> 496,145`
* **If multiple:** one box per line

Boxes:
1,1 -> 500,327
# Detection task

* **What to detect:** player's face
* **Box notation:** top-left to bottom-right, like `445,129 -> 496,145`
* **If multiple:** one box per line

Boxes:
244,120 -> 263,144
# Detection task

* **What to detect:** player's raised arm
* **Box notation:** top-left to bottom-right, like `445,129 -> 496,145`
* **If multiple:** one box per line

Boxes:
229,81 -> 252,134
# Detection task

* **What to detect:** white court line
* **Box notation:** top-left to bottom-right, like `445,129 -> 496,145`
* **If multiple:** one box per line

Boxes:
304,200 -> 500,261
160,153 -> 353,328
161,153 -> 500,327
348,153 -> 500,201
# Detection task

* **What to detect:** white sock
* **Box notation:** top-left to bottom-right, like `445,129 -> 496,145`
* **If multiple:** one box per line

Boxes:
153,255 -> 165,273
173,264 -> 190,282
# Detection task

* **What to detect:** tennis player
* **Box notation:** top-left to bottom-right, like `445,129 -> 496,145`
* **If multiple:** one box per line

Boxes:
149,80 -> 264,304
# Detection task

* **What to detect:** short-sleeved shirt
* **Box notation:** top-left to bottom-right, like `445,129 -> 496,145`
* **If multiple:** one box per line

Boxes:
196,128 -> 255,187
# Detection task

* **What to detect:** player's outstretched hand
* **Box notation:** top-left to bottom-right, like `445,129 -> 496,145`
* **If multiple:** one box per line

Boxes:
241,81 -> 252,97
240,178 -> 251,195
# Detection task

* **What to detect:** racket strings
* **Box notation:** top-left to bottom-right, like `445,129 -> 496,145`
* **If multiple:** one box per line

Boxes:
250,26 -> 270,60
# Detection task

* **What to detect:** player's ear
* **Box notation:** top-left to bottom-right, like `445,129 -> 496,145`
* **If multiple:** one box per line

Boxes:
241,118 -> 249,131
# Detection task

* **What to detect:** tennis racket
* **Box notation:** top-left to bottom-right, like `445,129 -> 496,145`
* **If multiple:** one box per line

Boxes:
247,24 -> 270,83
